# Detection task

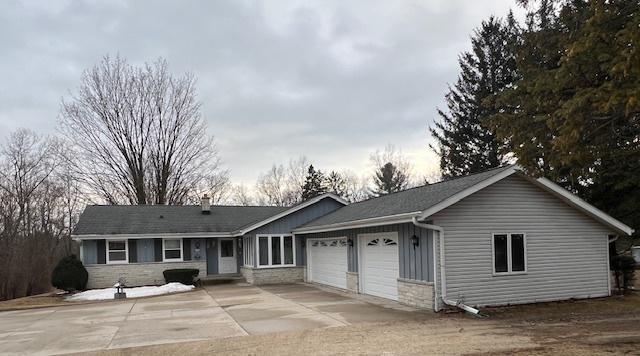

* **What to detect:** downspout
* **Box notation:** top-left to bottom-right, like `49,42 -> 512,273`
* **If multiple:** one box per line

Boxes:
412,217 -> 484,317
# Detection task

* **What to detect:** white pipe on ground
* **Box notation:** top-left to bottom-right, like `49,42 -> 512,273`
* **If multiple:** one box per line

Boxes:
411,217 -> 484,317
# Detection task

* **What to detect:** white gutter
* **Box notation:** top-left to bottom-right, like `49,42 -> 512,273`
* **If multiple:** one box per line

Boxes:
293,211 -> 422,234
72,231 -> 235,241
411,217 -> 484,317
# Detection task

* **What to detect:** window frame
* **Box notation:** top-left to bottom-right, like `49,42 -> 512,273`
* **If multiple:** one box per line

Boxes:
106,239 -> 129,265
255,234 -> 296,268
162,238 -> 184,262
243,236 -> 255,267
491,233 -> 527,276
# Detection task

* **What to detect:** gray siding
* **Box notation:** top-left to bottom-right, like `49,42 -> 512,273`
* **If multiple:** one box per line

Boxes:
301,223 -> 434,282
431,174 -> 612,307
244,197 -> 345,267
206,239 -> 218,274
189,238 -> 206,262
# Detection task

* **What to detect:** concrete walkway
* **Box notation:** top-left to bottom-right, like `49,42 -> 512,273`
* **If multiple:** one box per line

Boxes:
0,283 -> 422,355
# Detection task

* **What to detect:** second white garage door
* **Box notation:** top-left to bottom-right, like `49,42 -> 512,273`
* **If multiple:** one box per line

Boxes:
359,232 -> 400,300
307,238 -> 348,289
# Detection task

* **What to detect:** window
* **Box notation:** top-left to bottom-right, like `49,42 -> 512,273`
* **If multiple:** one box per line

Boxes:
492,233 -> 527,275
243,236 -> 255,267
107,240 -> 128,264
220,240 -> 234,258
163,238 -> 183,262
256,235 -> 295,267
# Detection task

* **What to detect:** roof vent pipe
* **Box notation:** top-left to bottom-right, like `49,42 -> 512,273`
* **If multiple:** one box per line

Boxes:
201,194 -> 211,214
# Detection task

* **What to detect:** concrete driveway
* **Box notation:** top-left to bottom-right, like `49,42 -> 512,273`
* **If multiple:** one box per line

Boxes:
0,283 -> 421,355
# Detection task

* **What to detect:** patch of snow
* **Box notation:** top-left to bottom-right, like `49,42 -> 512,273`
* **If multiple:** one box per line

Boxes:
66,283 -> 194,301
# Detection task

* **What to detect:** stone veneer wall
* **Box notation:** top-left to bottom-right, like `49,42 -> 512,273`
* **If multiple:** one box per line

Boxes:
241,266 -> 304,285
86,261 -> 206,289
346,272 -> 359,293
397,278 -> 434,310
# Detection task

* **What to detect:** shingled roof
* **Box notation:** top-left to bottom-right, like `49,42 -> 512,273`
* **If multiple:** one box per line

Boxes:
74,205 -> 289,235
297,165 -> 515,230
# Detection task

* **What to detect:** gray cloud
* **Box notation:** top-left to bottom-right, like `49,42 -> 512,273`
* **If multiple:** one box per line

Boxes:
0,0 -> 524,184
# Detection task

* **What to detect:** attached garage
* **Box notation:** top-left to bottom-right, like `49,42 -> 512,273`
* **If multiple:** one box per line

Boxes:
307,237 -> 348,289
358,232 -> 400,301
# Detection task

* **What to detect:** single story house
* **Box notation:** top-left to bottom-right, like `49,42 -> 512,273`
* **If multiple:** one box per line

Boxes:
73,165 -> 634,311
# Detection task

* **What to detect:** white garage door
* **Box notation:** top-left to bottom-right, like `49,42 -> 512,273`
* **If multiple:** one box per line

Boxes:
307,238 -> 348,289
360,233 -> 400,300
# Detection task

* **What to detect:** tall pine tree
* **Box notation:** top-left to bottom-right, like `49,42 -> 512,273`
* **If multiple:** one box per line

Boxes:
490,0 -> 640,239
430,14 -> 520,178
371,162 -> 408,196
325,171 -> 347,198
301,165 -> 327,201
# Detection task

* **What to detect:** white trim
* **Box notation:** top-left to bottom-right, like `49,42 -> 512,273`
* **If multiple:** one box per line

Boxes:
237,193 -> 347,235
606,234 -> 612,297
162,238 -> 184,262
293,211 -> 422,234
243,236 -> 255,267
255,234 -> 296,268
491,233 -> 527,276
74,232 -> 233,241
106,239 -> 129,264
524,176 -> 634,236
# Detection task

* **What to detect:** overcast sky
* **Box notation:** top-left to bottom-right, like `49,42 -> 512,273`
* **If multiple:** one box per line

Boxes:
0,0 -> 524,185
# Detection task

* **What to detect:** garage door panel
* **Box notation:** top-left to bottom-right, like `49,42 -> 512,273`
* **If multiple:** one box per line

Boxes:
308,238 -> 347,289
360,233 -> 400,301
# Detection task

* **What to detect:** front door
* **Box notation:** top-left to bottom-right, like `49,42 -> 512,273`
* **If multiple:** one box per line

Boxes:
218,238 -> 237,274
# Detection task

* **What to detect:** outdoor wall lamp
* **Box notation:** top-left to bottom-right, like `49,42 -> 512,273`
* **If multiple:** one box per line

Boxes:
347,238 -> 354,247
410,235 -> 419,247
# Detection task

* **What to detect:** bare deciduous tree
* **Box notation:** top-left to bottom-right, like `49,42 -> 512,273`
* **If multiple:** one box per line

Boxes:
230,184 -> 255,206
340,170 -> 370,202
0,129 -> 79,301
59,55 -> 228,205
255,156 -> 308,206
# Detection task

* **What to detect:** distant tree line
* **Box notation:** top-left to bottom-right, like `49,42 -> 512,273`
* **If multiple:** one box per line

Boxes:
430,0 -> 639,242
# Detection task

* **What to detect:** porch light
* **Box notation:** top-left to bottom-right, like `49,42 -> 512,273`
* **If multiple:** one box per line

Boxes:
347,238 -> 354,247
410,235 -> 419,247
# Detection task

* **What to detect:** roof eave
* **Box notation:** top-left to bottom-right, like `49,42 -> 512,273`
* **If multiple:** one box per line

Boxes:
235,193 -> 348,235
523,176 -> 634,236
72,231 -> 235,240
418,165 -> 520,220
292,211 -> 422,234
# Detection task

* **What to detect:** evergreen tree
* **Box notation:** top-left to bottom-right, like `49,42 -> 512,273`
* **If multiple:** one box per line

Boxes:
372,162 -> 408,196
301,165 -> 327,200
325,171 -> 347,198
490,0 -> 640,236
430,14 -> 520,178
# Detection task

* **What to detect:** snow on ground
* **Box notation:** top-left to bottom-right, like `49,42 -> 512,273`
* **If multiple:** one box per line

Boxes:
66,283 -> 194,301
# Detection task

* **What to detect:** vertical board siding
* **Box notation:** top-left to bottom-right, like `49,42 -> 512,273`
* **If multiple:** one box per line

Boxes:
243,197 -> 345,268
301,223 -> 433,282
128,239 -> 138,263
97,239 -> 106,264
251,198 -> 345,234
431,174 -> 612,307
